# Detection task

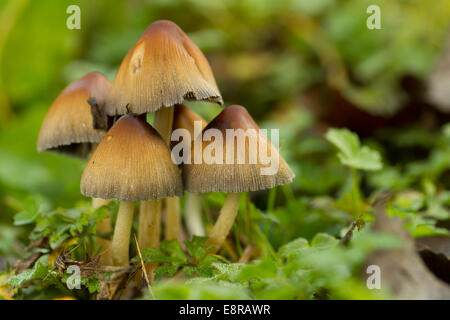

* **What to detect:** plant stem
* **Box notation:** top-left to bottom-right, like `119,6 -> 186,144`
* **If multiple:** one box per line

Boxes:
185,192 -> 205,237
352,168 -> 361,217
111,201 -> 134,266
153,106 -> 181,243
267,187 -> 276,212
264,188 -> 276,236
206,193 -> 242,253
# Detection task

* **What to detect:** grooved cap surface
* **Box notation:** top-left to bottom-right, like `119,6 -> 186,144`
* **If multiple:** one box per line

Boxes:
81,115 -> 183,201
105,20 -> 223,116
37,72 -> 111,158
183,105 -> 295,193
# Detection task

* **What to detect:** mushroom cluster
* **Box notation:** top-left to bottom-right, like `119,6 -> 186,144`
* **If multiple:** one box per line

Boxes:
37,20 -> 294,269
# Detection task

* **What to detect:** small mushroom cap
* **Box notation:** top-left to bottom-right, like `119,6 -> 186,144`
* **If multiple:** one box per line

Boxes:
183,105 -> 295,193
37,72 -> 111,158
105,20 -> 223,116
81,114 -> 183,202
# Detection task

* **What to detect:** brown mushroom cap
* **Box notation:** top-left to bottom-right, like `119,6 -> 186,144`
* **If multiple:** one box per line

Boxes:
173,104 -> 208,134
105,20 -> 223,116
183,105 -> 295,193
37,72 -> 112,158
81,114 -> 183,202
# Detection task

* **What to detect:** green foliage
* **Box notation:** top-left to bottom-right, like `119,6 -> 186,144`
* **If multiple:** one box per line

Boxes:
133,237 -> 224,279
1,0 -> 450,300
8,257 -> 50,288
147,231 -> 401,300
325,128 -> 383,171
12,196 -> 111,250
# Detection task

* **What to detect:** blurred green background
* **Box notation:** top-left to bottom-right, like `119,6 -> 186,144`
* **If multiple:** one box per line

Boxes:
0,0 -> 449,270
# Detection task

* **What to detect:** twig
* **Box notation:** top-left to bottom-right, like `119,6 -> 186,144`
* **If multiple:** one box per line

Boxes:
339,220 -> 359,246
133,234 -> 154,299
238,245 -> 253,263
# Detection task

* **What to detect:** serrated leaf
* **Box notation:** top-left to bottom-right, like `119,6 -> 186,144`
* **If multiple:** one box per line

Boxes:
184,236 -> 209,261
8,260 -> 49,288
160,240 -> 187,264
326,128 -> 382,171
155,265 -> 179,279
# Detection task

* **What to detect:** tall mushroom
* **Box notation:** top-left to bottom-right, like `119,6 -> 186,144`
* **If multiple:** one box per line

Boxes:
183,105 -> 295,253
104,20 -> 223,245
172,105 -> 207,237
37,72 -> 113,263
81,115 -> 182,266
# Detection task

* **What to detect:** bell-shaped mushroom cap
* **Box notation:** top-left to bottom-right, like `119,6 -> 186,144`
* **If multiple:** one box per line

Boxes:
105,20 -> 223,116
183,105 -> 295,193
37,72 -> 112,158
81,114 -> 183,202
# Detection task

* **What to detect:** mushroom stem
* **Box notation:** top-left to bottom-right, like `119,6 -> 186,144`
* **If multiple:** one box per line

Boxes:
138,200 -> 162,282
206,193 -> 242,253
111,201 -> 135,266
185,192 -> 205,237
154,106 -> 174,145
153,105 -> 181,242
165,196 -> 180,240
138,200 -> 162,249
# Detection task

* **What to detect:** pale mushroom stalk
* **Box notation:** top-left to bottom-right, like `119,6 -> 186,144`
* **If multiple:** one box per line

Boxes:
138,200 -> 162,248
111,202 -> 135,266
205,193 -> 241,252
185,192 -> 205,236
154,106 -> 181,242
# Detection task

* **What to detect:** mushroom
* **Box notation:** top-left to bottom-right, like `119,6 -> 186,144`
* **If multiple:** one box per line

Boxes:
104,20 -> 223,245
37,72 -> 114,262
81,114 -> 182,266
104,20 -> 222,116
37,72 -> 111,158
172,105 -> 208,237
183,105 -> 295,253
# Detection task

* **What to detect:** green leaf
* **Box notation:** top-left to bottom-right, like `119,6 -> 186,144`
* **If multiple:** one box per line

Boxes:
325,128 -> 382,171
160,240 -> 188,264
13,197 -> 43,226
310,233 -> 339,248
278,238 -> 309,259
155,265 -> 180,279
237,259 -> 278,282
184,236 -> 209,261
8,259 -> 49,288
